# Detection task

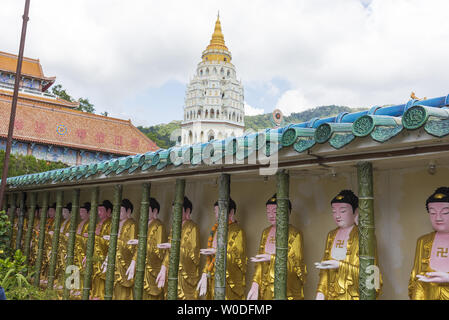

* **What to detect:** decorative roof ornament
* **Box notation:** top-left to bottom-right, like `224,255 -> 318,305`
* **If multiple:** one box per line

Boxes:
411,91 -> 427,101
271,109 -> 286,128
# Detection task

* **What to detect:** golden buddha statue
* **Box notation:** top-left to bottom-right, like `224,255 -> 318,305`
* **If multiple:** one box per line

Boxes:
197,198 -> 247,300
41,203 -> 56,287
29,206 -> 41,267
108,198 -> 137,300
156,196 -> 200,300
71,202 -> 91,298
54,203 -> 73,294
247,194 -> 307,300
91,200 -> 113,300
409,187 -> 449,300
127,197 -> 167,300
315,190 -> 382,300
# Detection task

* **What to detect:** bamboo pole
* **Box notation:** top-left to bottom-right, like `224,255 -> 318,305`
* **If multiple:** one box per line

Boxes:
82,187 -> 99,300
214,173 -> 230,300
47,190 -> 64,290
357,161 -> 376,300
7,193 -> 17,249
34,191 -> 49,287
134,182 -> 150,300
1,193 -> 7,212
23,192 -> 37,266
104,184 -> 122,300
274,169 -> 289,300
15,192 -> 26,251
167,178 -> 185,300
63,189 -> 80,299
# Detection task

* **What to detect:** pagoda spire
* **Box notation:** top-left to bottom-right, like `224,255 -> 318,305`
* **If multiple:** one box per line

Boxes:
206,14 -> 228,52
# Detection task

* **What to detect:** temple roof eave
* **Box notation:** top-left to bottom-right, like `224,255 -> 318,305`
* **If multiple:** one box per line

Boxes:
5,93 -> 449,190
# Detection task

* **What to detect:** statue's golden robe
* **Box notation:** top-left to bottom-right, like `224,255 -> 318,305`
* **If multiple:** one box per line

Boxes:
135,219 -> 166,300
252,224 -> 307,300
41,217 -> 55,283
113,218 -> 137,300
91,218 -> 111,300
409,232 -> 449,300
203,222 -> 247,300
72,220 -> 90,298
317,225 -> 382,300
55,219 -> 72,290
163,220 -> 200,300
29,218 -> 40,267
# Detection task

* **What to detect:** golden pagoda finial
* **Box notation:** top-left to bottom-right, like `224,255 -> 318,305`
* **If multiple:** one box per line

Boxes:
206,15 -> 228,51
202,14 -> 232,62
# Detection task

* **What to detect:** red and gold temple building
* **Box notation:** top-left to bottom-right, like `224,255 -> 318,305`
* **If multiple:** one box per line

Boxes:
0,51 -> 158,165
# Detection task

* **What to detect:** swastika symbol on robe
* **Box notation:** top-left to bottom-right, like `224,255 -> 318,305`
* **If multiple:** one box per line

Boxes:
336,240 -> 345,248
437,247 -> 448,258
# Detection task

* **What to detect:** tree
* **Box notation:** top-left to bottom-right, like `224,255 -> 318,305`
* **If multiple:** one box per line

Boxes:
51,84 -> 73,103
50,83 -> 95,114
0,151 -> 67,178
77,98 -> 95,113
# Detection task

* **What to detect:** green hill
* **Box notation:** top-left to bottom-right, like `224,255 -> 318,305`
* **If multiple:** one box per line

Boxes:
138,105 -> 368,149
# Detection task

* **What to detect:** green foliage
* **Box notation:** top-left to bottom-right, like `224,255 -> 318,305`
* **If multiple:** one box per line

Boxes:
137,120 -> 182,149
77,97 -> 95,113
0,150 -> 67,178
51,84 -> 73,102
50,83 -> 96,114
244,105 -> 368,132
137,106 -> 369,147
0,210 -> 11,259
0,250 -> 57,300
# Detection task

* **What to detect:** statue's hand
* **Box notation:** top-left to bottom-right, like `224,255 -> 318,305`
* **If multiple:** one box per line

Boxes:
82,256 -> 86,267
83,233 -> 88,238
200,248 -> 216,255
156,265 -> 167,288
101,258 -> 108,273
315,260 -> 339,269
49,231 -> 54,236
157,243 -> 171,249
127,239 -> 138,245
417,272 -> 449,283
126,260 -> 136,280
65,233 -> 69,237
247,282 -> 259,300
103,235 -> 110,241
250,254 -> 271,263
316,292 -> 325,300
196,273 -> 208,296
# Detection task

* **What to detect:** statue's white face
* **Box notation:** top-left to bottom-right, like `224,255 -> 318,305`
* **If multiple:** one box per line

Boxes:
48,208 -> 56,218
98,206 -> 110,220
120,207 -> 129,220
80,208 -> 89,220
214,205 -> 219,221
62,208 -> 71,220
148,207 -> 158,220
428,202 -> 449,233
266,204 -> 277,226
331,203 -> 356,228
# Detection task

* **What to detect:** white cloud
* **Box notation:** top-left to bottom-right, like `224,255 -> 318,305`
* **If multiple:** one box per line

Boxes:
244,102 -> 264,116
276,90 -> 311,116
2,0 -> 449,125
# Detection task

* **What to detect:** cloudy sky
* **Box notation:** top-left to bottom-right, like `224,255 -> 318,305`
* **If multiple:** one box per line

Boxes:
2,0 -> 449,126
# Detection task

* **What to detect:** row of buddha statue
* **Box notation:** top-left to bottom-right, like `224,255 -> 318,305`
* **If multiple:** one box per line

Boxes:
7,187 -> 449,300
